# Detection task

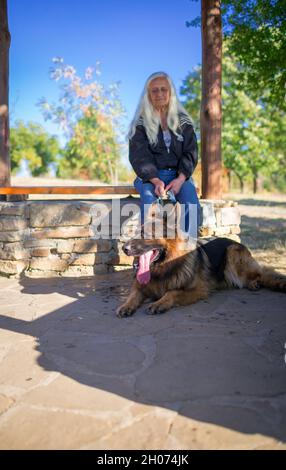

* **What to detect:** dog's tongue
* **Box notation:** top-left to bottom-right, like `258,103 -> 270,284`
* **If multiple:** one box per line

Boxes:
136,250 -> 153,284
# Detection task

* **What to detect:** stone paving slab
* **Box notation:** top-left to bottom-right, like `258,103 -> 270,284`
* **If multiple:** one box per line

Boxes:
0,272 -> 286,450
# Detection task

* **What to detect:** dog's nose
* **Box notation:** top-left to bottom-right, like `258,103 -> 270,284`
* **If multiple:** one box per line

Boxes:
123,242 -> 131,256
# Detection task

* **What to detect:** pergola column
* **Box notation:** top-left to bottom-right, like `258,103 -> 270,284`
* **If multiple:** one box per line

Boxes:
0,0 -> 11,188
201,0 -> 222,199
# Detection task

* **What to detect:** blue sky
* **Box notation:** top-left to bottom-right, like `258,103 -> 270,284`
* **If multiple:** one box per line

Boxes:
9,0 -> 201,158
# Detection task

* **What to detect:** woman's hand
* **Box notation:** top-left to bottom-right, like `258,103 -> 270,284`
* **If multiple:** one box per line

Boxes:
165,173 -> 186,195
150,178 -> 166,197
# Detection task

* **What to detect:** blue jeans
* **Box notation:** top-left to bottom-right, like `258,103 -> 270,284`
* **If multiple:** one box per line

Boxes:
134,169 -> 202,236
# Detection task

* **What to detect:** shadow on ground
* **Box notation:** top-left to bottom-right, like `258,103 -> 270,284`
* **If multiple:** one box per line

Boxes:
235,198 -> 286,208
240,215 -> 286,251
0,270 -> 286,446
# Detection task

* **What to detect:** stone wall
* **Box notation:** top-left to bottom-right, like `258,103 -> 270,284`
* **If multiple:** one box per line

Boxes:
0,198 -> 241,278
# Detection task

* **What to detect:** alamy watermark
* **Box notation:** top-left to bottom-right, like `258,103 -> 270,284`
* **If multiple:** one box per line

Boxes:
89,200 -> 198,246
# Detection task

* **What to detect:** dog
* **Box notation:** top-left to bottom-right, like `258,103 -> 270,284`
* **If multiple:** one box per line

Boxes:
116,202 -> 286,317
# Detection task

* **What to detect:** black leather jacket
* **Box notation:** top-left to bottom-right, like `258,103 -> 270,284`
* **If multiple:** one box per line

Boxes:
129,113 -> 198,183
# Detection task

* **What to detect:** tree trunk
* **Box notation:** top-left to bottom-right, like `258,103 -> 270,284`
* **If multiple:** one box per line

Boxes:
234,171 -> 244,193
253,175 -> 257,194
227,169 -> 231,192
239,176 -> 244,194
201,0 -> 222,199
0,0 -> 11,187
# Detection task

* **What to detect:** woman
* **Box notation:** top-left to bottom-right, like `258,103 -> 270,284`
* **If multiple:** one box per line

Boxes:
128,71 -> 201,236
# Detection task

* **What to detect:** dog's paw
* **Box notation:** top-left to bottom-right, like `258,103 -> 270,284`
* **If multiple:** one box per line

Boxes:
247,280 -> 261,291
147,301 -> 169,315
116,304 -> 136,318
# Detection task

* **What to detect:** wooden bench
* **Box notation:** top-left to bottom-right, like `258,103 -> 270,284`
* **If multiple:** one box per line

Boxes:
0,186 -> 138,196
0,185 -> 199,198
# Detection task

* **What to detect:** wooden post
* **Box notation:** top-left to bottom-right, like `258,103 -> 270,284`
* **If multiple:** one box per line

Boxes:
0,0 -> 11,189
201,0 -> 222,199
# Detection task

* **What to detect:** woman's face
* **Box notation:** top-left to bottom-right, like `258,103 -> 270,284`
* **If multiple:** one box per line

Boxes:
148,77 -> 170,111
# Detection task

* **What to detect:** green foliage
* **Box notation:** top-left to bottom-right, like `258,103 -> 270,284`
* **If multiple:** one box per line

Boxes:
222,53 -> 275,192
186,0 -> 286,111
38,58 -> 126,183
180,49 -> 286,192
265,107 -> 286,191
58,108 -> 120,182
181,66 -> 201,132
117,164 -> 135,184
10,121 -> 59,176
222,0 -> 286,110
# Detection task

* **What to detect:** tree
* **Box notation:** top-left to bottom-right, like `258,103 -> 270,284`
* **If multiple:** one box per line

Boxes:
38,58 -> 125,183
265,108 -> 286,191
58,108 -> 120,182
187,0 -> 286,111
181,52 -> 281,193
10,121 -> 60,176
221,54 -> 274,194
222,0 -> 286,111
181,61 -> 249,192
181,67 -> 201,132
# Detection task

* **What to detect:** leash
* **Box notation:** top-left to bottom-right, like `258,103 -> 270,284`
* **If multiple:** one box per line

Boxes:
157,189 -> 176,206
133,190 -> 177,273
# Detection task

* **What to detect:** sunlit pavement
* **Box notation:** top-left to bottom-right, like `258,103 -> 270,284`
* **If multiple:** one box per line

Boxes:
0,272 -> 286,450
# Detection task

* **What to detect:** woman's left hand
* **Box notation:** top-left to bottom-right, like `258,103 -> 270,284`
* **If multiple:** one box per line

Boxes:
165,174 -> 186,195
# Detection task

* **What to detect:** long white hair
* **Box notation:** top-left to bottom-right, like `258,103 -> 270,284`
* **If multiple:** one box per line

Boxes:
128,71 -> 193,145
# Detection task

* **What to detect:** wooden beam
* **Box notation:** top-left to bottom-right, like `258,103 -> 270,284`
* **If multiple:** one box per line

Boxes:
0,0 -> 11,187
0,186 -> 138,195
200,0 -> 222,199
